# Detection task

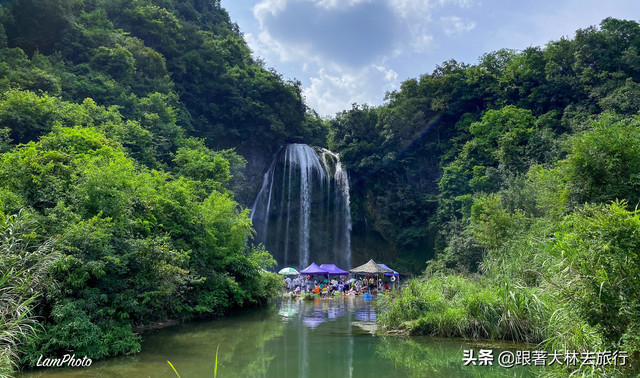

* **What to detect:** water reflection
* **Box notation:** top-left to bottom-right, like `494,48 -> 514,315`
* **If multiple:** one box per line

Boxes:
279,297 -> 352,330
21,306 -> 286,378
302,317 -> 325,329
354,307 -> 376,322
375,337 -> 536,378
21,297 -> 538,378
278,301 -> 298,318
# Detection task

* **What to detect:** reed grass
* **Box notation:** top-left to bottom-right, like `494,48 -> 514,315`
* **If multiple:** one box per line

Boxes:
214,344 -> 219,378
377,274 -> 552,344
0,270 -> 39,377
167,360 -> 181,378
167,343 -> 220,378
0,211 -> 59,376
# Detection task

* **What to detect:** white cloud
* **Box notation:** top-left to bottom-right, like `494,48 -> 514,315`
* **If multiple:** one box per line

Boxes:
303,70 -> 359,116
245,30 -> 309,63
409,33 -> 435,53
312,0 -> 371,9
253,0 -> 287,24
252,0 -> 400,67
389,0 -> 475,17
248,0 -> 479,115
375,65 -> 399,82
253,0 -> 372,16
304,65 -> 400,116
387,0 -> 477,53
441,16 -> 476,36
251,0 -> 478,61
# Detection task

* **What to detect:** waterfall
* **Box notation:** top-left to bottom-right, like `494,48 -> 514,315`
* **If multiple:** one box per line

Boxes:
319,148 -> 352,269
250,144 -> 352,269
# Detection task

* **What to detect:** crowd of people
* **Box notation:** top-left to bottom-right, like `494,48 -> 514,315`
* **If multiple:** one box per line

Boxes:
283,275 -> 396,296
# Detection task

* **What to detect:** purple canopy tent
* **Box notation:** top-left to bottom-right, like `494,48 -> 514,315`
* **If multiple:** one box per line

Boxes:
319,264 -> 349,292
299,262 -> 329,275
319,264 -> 348,275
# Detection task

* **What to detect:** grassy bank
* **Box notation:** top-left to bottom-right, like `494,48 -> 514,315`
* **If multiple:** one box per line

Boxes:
377,274 -> 601,350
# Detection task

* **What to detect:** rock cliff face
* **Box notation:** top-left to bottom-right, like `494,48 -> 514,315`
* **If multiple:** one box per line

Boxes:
350,221 -> 396,267
235,145 -> 275,208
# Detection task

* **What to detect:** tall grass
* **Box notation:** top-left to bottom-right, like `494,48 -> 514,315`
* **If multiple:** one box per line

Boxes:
0,211 -> 59,376
0,270 -> 38,377
374,204 -> 640,376
376,274 -> 551,344
376,274 -> 616,377
377,272 -> 605,351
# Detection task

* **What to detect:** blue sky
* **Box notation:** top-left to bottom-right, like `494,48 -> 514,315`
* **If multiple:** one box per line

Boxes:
220,0 -> 640,117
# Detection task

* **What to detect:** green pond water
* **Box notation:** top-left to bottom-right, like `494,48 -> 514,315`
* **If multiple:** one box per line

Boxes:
21,296 -> 540,377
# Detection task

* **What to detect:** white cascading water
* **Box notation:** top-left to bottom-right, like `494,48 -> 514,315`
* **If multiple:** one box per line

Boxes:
250,144 -> 352,269
319,148 -> 352,269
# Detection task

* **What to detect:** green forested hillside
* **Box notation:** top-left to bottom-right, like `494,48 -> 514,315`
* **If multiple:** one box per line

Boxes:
327,18 -> 640,375
0,0 -> 326,153
329,18 -> 640,274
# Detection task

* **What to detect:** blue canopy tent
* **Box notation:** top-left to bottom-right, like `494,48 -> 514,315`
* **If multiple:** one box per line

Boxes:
377,263 -> 399,277
378,263 -> 400,285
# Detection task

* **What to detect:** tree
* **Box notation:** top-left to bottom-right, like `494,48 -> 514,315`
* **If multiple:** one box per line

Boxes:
565,115 -> 640,206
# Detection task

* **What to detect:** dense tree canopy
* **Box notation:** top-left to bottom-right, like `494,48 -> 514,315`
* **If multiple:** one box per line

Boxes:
328,18 -> 640,275
0,0 -> 326,155
0,123 -> 280,369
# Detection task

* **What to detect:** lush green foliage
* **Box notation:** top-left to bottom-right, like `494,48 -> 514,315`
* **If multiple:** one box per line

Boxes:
328,18 -> 640,275
2,0 -> 640,374
0,0 -> 326,156
0,1 -> 306,372
327,17 -> 640,375
377,116 -> 640,374
0,210 -> 59,376
0,126 -> 280,371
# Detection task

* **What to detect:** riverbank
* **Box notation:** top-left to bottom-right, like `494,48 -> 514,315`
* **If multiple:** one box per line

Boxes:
132,320 -> 181,333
